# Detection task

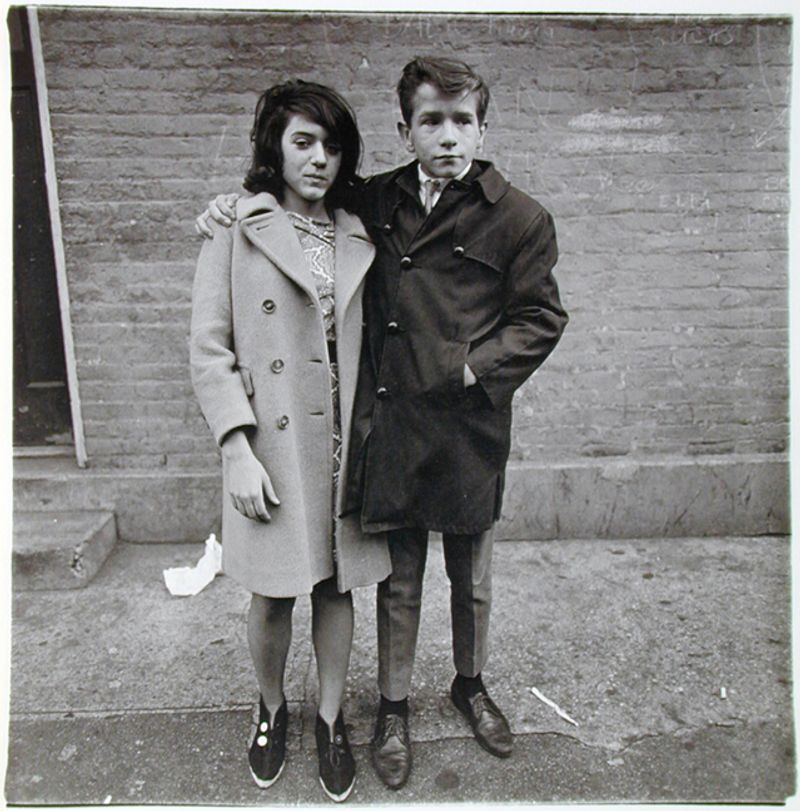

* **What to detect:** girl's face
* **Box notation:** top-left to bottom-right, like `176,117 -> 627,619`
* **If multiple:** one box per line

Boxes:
280,113 -> 343,217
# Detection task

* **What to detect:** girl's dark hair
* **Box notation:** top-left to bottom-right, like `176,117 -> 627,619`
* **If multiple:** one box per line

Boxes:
397,56 -> 490,126
244,79 -> 363,212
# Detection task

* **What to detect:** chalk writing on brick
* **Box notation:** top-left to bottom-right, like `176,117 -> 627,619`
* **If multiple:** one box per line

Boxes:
661,25 -> 739,47
34,10 -> 790,468
658,193 -> 712,213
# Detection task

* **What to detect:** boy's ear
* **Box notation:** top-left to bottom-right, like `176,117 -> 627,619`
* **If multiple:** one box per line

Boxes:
478,120 -> 488,151
397,121 -> 415,153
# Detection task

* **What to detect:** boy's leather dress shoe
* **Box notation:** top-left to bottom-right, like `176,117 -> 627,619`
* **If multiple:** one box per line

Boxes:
371,712 -> 412,789
450,678 -> 513,758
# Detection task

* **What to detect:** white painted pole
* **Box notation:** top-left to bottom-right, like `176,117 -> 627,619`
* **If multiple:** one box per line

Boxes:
27,7 -> 88,468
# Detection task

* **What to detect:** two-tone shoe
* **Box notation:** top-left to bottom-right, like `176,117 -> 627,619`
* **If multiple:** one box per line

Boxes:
248,697 -> 288,788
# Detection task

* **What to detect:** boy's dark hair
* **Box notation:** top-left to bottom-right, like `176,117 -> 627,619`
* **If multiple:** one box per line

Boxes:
244,79 -> 363,212
397,56 -> 490,125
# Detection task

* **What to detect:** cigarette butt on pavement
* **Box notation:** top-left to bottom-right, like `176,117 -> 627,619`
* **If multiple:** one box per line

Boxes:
529,686 -> 579,727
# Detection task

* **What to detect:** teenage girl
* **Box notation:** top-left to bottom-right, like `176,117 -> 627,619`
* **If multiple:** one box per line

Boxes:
190,80 -> 390,802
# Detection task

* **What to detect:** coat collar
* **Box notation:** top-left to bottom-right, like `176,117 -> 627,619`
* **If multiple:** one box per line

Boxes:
333,207 -> 375,323
473,160 -> 511,204
393,160 -> 510,205
238,192 -> 374,320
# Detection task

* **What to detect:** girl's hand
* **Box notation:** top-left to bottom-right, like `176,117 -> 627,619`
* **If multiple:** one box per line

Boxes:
221,430 -> 280,522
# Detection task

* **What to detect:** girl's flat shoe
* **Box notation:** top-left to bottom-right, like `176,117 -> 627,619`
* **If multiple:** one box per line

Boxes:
248,697 -> 288,788
315,711 -> 355,802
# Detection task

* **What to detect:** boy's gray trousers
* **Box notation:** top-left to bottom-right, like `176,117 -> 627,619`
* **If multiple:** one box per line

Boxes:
377,526 -> 494,700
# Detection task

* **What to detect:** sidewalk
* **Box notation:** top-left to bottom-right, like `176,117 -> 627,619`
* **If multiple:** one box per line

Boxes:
5,536 -> 795,805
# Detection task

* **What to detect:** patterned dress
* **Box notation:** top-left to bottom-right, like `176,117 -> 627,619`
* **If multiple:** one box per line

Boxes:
287,212 -> 341,536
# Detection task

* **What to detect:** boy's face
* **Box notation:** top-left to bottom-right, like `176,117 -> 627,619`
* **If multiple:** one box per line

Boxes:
398,82 -> 487,179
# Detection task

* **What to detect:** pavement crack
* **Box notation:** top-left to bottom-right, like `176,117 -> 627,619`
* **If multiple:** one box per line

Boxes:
612,720 -> 746,754
616,730 -> 672,753
10,704 -> 256,721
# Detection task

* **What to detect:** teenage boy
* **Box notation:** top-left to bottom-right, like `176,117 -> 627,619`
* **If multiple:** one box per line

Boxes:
197,56 -> 568,790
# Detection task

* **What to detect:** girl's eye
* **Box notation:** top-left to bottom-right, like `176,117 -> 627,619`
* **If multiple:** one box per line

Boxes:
294,139 -> 310,149
326,143 -> 342,156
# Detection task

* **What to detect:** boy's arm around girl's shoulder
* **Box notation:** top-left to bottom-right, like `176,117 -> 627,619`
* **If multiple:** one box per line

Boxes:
465,198 -> 569,411
347,167 -> 402,223
190,220 -> 258,446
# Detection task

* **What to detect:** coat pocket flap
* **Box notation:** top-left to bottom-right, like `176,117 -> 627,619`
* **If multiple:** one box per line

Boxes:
453,211 -> 505,273
452,232 -> 504,274
238,366 -> 255,397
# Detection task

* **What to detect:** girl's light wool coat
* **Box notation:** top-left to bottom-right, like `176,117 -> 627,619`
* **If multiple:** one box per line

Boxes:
191,193 -> 390,597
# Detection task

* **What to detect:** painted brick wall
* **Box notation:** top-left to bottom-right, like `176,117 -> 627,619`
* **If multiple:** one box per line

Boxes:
36,10 -> 791,471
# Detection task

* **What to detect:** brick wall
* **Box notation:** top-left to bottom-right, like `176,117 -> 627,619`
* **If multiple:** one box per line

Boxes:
37,10 -> 791,472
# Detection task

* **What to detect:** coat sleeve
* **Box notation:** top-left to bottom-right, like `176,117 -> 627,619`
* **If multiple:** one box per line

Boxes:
465,208 -> 568,410
190,222 -> 258,446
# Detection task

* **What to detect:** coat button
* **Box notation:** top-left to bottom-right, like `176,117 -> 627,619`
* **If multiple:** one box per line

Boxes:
376,386 -> 391,400
262,299 -> 276,313
453,246 -> 465,257
383,223 -> 392,233
387,321 -> 400,334
271,359 -> 285,373
277,415 -> 290,429
400,256 -> 413,269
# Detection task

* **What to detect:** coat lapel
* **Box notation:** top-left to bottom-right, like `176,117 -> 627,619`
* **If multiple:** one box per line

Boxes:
238,193 -> 319,304
334,208 -> 375,322
238,194 -> 374,324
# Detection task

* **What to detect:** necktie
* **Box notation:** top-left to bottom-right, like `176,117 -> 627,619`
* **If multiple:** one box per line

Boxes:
423,178 -> 444,214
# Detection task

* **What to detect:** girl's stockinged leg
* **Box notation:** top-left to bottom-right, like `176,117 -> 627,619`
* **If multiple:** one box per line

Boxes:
248,593 -> 296,716
311,577 -> 354,729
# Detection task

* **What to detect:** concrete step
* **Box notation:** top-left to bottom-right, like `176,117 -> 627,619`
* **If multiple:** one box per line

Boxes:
13,510 -> 118,591
13,456 -> 220,543
12,454 -> 789,542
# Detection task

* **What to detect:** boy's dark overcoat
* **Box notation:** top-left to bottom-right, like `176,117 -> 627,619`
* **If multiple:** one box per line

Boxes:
191,193 -> 390,597
345,161 -> 568,535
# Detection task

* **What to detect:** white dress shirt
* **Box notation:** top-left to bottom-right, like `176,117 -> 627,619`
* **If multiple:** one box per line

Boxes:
417,162 -> 473,212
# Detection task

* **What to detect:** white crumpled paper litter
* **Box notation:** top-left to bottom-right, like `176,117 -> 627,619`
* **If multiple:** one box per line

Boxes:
163,533 -> 222,596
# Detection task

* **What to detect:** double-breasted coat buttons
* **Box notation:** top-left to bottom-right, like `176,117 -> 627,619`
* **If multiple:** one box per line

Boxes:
376,386 -> 391,400
387,321 -> 400,334
400,256 -> 413,269
271,359 -> 285,374
453,246 -> 465,257
262,299 -> 276,313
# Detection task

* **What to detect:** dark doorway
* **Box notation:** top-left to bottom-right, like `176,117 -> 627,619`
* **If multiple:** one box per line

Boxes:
10,6 -> 72,447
